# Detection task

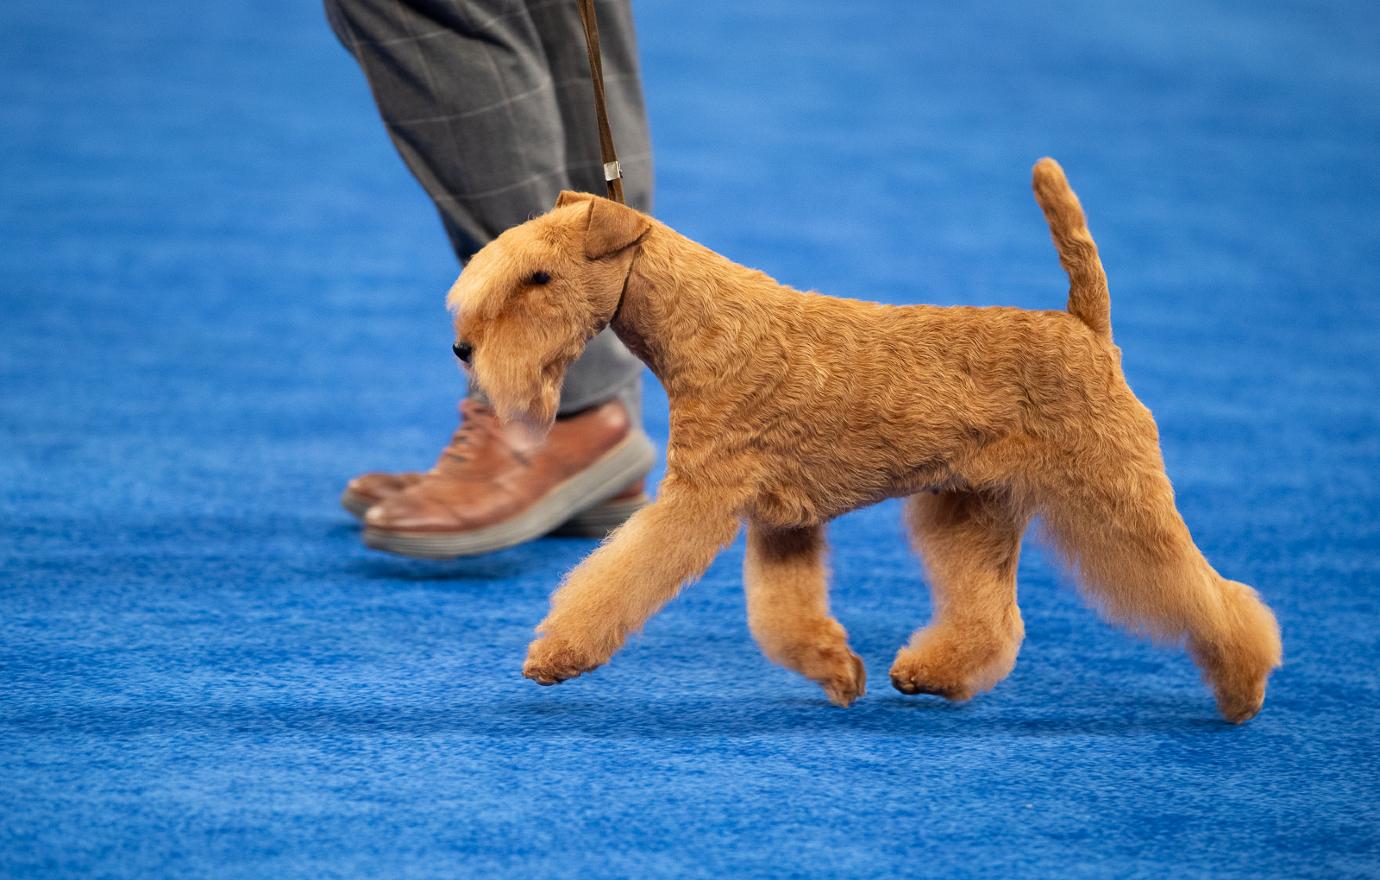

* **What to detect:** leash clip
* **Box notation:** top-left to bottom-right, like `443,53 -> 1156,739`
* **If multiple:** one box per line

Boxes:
603,160 -> 622,182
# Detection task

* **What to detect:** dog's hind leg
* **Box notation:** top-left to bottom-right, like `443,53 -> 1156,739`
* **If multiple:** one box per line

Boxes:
523,482 -> 742,686
1038,462 -> 1282,723
744,522 -> 866,707
890,489 -> 1031,701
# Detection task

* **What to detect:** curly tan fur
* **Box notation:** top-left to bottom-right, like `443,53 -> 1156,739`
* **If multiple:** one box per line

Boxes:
447,158 -> 1282,723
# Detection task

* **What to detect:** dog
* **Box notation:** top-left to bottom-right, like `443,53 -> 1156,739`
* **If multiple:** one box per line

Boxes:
446,159 -> 1282,723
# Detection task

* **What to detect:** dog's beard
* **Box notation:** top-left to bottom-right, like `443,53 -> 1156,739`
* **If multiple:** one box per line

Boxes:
469,357 -> 564,437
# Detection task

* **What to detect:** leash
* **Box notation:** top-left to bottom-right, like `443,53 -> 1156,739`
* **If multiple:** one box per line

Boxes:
575,0 -> 625,204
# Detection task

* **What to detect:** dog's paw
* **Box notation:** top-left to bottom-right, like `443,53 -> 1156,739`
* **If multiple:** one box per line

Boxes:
889,625 -> 1021,702
1214,683 -> 1266,725
522,635 -> 604,686
1198,655 -> 1269,724
888,650 -> 992,702
889,663 -> 969,701
820,649 -> 867,708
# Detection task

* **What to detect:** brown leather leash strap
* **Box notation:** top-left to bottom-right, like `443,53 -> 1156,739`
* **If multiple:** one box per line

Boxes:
575,0 -> 625,203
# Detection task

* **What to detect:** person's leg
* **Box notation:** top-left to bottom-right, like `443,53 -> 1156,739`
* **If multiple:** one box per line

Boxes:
324,0 -> 649,414
326,0 -> 656,553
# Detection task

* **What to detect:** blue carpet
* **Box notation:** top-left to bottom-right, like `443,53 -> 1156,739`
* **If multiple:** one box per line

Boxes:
3,1 -> 1379,877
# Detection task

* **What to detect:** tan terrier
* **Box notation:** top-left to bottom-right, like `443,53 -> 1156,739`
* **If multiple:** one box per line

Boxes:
446,158 -> 1282,723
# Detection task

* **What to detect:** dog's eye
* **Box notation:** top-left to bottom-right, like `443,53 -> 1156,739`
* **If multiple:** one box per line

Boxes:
525,270 -> 552,286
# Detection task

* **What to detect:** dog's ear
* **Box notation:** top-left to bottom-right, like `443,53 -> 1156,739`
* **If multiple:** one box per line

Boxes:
555,190 -> 594,209
583,198 -> 651,260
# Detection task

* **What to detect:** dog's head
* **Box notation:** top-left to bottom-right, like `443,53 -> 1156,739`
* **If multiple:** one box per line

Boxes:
446,191 -> 651,428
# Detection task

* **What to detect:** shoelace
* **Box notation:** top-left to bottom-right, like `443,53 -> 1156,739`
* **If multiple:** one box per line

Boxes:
437,400 -> 500,465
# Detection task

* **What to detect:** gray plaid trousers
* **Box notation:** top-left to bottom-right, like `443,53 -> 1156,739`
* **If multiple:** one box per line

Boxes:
325,0 -> 652,413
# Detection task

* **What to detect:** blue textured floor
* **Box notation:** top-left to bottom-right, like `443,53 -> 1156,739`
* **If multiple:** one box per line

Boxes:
3,1 -> 1379,877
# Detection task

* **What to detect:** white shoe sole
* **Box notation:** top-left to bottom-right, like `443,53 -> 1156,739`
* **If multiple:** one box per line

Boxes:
344,486 -> 649,536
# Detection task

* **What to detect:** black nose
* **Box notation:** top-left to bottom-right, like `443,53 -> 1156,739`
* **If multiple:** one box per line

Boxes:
452,341 -> 473,363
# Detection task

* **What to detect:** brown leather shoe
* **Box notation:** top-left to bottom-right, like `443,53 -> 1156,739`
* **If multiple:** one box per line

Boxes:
341,471 -> 425,518
341,403 -> 650,532
358,398 -> 655,558
343,468 -> 648,535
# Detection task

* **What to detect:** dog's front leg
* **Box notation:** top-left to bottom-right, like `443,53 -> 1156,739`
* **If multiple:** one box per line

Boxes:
523,484 -> 742,686
744,522 -> 866,707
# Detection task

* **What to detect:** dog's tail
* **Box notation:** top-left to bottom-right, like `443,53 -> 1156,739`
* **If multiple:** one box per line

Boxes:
1032,158 -> 1111,340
